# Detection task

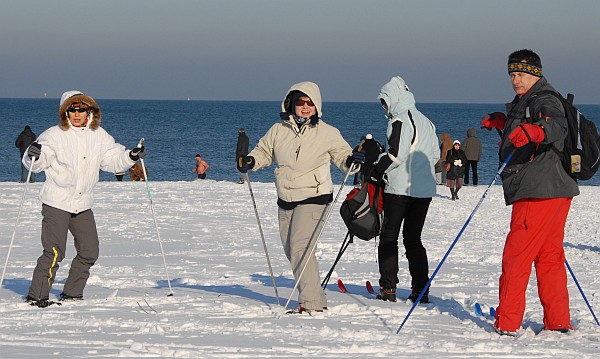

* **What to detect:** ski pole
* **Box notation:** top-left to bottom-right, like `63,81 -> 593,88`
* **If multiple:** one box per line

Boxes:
1,158 -> 36,288
137,138 -> 174,296
321,231 -> 353,289
278,163 -> 359,318
245,172 -> 281,305
565,259 -> 600,326
396,149 -> 516,333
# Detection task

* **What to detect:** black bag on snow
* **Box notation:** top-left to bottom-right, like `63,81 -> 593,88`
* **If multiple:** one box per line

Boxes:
528,90 -> 600,180
339,182 -> 383,241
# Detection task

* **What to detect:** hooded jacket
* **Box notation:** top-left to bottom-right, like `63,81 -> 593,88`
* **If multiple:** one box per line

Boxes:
15,126 -> 37,155
23,91 -> 135,213
499,77 -> 579,205
375,76 -> 440,198
249,81 -> 352,203
461,128 -> 482,161
439,133 -> 453,161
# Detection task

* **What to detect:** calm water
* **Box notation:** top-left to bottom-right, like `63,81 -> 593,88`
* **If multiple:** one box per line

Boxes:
2,98 -> 600,186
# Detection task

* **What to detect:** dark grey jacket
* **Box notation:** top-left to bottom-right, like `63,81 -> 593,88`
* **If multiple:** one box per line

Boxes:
499,77 -> 579,205
462,128 -> 482,161
15,126 -> 36,155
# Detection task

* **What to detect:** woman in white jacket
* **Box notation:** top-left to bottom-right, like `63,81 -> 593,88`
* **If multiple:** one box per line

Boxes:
238,82 -> 355,313
23,90 -> 145,307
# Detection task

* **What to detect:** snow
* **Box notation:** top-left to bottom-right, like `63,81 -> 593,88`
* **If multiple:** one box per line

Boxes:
0,180 -> 599,358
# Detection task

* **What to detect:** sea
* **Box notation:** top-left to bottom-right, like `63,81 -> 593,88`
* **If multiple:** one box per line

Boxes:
2,98 -> 600,186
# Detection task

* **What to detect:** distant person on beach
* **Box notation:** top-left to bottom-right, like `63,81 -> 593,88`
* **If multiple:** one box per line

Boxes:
438,133 -> 453,185
445,140 -> 467,200
236,128 -> 249,184
369,76 -> 439,303
461,128 -> 482,185
15,125 -> 37,183
22,90 -> 145,307
192,153 -> 209,179
237,81 -> 355,313
481,49 -> 579,336
130,162 -> 148,181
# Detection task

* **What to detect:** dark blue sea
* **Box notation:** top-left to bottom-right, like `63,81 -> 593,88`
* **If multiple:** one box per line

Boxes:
2,98 -> 600,186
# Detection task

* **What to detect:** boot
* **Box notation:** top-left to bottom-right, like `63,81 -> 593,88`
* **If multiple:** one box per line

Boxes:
408,288 -> 430,304
455,188 -> 460,200
450,188 -> 456,200
376,287 -> 397,302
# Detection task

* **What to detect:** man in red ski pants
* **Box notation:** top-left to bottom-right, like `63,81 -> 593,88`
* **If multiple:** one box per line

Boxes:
481,49 -> 579,336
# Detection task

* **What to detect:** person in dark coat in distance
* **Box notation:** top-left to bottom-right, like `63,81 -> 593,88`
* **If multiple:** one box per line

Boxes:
438,133 -> 453,185
15,125 -> 37,183
481,49 -> 579,336
461,128 -> 482,185
445,140 -> 467,200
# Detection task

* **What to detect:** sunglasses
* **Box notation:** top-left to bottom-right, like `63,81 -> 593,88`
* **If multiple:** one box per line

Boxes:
295,99 -> 315,107
67,104 -> 89,113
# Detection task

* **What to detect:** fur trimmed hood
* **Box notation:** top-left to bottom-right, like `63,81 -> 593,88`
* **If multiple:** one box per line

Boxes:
58,90 -> 101,130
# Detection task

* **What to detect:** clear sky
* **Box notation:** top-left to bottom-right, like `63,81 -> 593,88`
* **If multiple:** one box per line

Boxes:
1,0 -> 599,103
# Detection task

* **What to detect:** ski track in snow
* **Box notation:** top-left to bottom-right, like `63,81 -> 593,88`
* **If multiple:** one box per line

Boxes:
1,181 -> 599,358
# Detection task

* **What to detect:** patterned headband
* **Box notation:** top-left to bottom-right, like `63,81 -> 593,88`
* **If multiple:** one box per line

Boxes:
508,62 -> 542,77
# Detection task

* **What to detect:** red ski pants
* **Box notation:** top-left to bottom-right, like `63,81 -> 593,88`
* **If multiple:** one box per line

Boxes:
495,197 -> 573,332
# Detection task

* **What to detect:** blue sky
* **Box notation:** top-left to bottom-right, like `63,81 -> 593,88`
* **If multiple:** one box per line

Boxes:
1,0 -> 599,103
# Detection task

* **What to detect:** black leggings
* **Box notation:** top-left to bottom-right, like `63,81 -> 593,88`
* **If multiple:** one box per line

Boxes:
378,194 -> 432,291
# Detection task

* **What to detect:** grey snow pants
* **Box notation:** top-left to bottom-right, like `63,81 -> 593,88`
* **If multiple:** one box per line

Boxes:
278,203 -> 328,310
27,204 -> 99,300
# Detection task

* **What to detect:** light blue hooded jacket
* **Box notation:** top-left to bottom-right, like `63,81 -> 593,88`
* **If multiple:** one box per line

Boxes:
376,76 -> 439,198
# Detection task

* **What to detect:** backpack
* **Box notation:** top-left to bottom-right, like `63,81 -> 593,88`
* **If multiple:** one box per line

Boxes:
339,182 -> 383,241
528,90 -> 600,180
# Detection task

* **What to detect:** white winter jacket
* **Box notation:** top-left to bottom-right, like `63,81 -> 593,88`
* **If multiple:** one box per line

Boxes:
23,120 -> 135,214
377,76 -> 440,198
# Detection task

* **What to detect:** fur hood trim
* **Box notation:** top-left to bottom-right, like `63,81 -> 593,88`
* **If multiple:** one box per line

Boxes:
58,91 -> 101,130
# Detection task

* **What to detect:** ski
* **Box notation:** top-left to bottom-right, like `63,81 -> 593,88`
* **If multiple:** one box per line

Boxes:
285,308 -> 315,316
474,302 -> 496,318
137,298 -> 157,313
25,299 -> 62,308
366,280 -> 376,295
474,303 -> 483,317
338,279 -> 378,297
337,279 -> 348,293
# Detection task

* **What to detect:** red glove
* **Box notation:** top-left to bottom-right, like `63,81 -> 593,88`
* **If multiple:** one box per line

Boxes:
508,124 -> 545,148
481,112 -> 507,131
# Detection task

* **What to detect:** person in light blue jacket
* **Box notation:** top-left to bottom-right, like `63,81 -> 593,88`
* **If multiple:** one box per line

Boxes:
369,76 -> 439,303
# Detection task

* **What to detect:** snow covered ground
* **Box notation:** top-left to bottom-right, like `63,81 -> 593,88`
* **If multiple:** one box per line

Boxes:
0,180 -> 599,358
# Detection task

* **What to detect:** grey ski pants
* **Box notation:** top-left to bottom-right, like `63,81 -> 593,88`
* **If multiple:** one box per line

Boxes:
28,204 -> 99,300
278,203 -> 327,310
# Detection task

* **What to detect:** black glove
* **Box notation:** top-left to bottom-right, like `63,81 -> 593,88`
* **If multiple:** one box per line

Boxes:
367,169 -> 384,186
129,146 -> 147,161
345,151 -> 366,168
27,143 -> 42,160
237,155 -> 255,173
